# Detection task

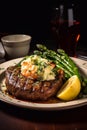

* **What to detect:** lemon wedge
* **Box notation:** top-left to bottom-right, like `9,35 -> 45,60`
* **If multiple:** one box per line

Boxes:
56,75 -> 81,101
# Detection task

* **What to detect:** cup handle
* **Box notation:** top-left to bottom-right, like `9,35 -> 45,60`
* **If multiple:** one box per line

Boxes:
0,42 -> 5,58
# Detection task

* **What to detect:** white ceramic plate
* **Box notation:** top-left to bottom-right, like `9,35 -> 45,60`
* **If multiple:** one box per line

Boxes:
0,57 -> 87,111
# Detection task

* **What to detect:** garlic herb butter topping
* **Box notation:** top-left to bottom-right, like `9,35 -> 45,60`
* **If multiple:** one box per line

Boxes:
21,55 -> 56,81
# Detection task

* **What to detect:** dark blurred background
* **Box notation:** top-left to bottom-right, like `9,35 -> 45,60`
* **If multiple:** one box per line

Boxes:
0,0 -> 81,52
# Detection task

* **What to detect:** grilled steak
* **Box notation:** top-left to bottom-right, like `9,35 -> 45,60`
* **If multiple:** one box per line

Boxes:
5,66 -> 65,101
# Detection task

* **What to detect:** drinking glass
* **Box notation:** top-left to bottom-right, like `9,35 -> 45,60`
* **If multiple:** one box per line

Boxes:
50,2 -> 80,57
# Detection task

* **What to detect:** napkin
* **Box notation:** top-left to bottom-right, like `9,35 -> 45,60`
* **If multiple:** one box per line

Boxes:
0,42 -> 6,63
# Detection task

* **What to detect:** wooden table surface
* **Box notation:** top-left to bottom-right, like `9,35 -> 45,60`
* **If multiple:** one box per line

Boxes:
0,100 -> 87,130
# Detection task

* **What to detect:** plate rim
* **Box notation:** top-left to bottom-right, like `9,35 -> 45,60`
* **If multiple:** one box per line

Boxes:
0,57 -> 87,111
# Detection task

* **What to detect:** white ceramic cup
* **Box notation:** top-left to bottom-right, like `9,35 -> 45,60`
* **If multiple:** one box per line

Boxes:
1,34 -> 32,59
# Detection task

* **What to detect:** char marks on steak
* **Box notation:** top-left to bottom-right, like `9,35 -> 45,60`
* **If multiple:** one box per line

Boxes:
5,66 -> 64,101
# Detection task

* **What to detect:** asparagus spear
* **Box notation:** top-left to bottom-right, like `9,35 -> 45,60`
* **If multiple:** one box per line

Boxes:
57,49 -> 82,81
57,49 -> 87,88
